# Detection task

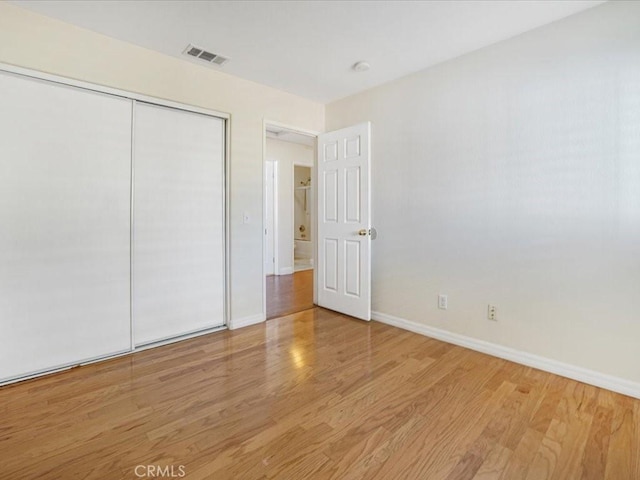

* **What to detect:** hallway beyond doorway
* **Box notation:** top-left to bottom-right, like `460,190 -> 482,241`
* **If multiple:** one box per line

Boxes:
266,270 -> 314,319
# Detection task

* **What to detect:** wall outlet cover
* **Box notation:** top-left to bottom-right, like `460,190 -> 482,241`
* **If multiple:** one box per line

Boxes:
438,294 -> 448,310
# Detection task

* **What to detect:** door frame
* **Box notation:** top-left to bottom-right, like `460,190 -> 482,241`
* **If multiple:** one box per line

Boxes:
262,120 -> 320,319
264,159 -> 278,276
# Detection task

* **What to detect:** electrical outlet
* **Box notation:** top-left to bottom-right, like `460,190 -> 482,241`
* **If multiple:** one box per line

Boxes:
438,294 -> 448,310
488,304 -> 497,321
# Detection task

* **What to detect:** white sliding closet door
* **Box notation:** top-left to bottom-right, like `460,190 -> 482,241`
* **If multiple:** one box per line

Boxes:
133,103 -> 225,345
0,72 -> 132,382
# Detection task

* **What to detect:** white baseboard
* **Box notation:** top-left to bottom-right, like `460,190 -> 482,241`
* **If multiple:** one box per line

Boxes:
372,311 -> 640,399
278,267 -> 294,275
229,313 -> 265,330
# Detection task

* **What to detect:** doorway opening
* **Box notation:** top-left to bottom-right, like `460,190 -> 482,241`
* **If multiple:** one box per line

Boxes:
294,164 -> 313,272
264,122 -> 318,320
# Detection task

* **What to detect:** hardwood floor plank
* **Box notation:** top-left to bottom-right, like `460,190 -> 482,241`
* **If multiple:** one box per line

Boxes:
499,427 -> 545,480
444,452 -> 484,480
524,419 -> 564,480
528,375 -> 569,435
1,307 -> 638,479
581,405 -> 613,480
340,413 -> 428,480
266,270 -> 314,319
324,425 -> 392,479
369,363 -> 511,479
604,396 -> 635,480
634,401 -> 640,480
473,444 -> 513,480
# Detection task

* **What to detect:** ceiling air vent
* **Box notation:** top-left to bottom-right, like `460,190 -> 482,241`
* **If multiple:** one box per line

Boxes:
183,44 -> 229,66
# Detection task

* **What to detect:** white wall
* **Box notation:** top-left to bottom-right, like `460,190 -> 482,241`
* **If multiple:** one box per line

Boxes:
0,3 -> 324,327
327,1 -> 640,384
266,138 -> 314,275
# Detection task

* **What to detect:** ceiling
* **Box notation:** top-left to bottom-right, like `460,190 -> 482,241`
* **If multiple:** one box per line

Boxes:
12,0 -> 605,103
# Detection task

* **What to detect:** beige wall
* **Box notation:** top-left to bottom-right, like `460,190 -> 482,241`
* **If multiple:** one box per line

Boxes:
0,2 -> 324,326
327,1 -> 640,385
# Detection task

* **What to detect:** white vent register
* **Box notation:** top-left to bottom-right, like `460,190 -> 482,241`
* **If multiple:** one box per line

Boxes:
183,44 -> 229,66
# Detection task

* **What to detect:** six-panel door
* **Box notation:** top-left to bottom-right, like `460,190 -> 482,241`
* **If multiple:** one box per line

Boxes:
317,123 -> 371,320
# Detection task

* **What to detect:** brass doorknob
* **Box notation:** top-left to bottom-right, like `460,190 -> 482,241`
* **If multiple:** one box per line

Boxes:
358,229 -> 368,236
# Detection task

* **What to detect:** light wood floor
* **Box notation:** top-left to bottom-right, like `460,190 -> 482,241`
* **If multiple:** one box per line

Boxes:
266,269 -> 314,319
1,308 -> 639,479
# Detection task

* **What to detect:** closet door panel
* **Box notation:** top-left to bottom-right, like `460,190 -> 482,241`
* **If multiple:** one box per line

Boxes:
133,103 -> 225,345
0,72 -> 132,382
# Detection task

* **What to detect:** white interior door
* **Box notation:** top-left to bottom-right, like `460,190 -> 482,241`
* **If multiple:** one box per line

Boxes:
317,122 -> 371,320
133,102 -> 225,345
0,71 -> 132,382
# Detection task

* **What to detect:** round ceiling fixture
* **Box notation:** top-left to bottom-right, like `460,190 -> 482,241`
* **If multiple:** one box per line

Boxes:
352,61 -> 370,72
